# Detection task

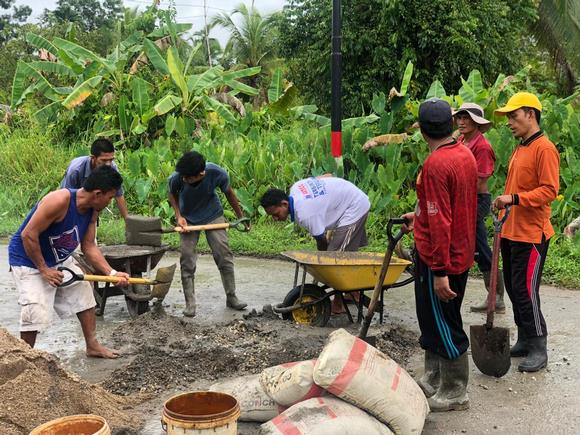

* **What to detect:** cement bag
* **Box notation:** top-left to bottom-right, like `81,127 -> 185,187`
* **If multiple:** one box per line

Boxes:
210,374 -> 284,422
260,360 -> 325,406
313,329 -> 428,434
259,396 -> 393,435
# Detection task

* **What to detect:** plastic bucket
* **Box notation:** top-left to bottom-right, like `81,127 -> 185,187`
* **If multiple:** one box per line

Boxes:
162,391 -> 240,434
29,414 -> 110,435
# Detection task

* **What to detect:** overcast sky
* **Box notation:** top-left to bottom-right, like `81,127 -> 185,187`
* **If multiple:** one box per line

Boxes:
14,0 -> 288,44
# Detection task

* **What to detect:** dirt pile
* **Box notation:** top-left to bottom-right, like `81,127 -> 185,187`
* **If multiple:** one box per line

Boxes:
0,328 -> 142,435
102,308 -> 418,396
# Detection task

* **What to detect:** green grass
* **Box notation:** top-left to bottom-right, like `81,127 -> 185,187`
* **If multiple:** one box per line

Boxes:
1,125 -> 578,289
89,214 -> 580,289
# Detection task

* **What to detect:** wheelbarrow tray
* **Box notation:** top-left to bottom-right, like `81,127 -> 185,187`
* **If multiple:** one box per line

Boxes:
99,244 -> 169,273
281,250 -> 411,292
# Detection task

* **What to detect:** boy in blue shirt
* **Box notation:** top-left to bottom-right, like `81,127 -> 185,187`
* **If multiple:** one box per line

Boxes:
168,151 -> 249,317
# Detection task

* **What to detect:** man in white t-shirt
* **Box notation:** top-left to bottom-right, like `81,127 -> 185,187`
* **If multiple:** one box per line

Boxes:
260,176 -> 370,251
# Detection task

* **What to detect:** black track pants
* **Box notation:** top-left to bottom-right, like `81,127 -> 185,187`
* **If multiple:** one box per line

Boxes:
414,253 -> 469,360
501,237 -> 550,337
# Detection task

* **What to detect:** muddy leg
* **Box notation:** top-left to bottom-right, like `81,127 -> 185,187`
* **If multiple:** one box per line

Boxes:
77,308 -> 119,359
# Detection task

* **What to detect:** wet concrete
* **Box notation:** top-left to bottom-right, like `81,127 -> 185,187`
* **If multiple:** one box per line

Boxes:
0,243 -> 578,434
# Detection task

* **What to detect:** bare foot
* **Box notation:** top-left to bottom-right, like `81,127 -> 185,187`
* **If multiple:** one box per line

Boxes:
86,343 -> 121,359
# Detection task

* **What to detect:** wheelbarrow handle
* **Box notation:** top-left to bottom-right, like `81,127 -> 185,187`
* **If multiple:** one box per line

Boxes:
387,217 -> 408,249
57,266 -> 155,286
230,217 -> 251,232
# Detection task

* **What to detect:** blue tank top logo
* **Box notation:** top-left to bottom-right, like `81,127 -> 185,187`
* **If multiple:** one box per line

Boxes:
8,189 -> 93,268
49,227 -> 82,262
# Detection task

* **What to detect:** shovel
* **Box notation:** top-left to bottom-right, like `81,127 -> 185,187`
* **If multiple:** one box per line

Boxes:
358,217 -> 407,347
57,264 -> 176,300
469,206 -> 511,377
125,215 -> 250,246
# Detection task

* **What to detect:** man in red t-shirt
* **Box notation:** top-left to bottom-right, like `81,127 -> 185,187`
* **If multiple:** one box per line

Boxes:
453,103 -> 506,313
402,98 -> 477,412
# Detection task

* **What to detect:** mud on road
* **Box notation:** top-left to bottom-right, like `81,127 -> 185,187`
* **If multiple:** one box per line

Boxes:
1,248 -> 579,434
102,307 -> 418,397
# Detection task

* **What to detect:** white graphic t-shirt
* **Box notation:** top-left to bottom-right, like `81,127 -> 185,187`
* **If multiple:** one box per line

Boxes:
289,177 -> 370,237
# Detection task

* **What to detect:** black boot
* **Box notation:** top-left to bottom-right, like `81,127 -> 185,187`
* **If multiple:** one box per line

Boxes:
417,350 -> 440,398
510,326 -> 528,357
518,336 -> 548,372
427,352 -> 469,412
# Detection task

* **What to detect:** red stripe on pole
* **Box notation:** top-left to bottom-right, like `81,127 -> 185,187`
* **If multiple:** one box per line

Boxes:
331,131 -> 342,157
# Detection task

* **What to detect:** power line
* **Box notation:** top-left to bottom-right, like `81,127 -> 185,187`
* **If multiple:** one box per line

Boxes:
124,0 -> 228,11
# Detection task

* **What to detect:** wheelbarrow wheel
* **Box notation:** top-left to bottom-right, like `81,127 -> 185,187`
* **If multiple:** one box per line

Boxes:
281,284 -> 331,327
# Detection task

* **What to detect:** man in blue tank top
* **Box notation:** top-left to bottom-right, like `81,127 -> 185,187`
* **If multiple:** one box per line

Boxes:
8,166 -> 129,358
168,151 -> 249,317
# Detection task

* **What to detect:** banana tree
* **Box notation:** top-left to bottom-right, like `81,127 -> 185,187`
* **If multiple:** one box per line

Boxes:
143,37 -> 261,136
11,30 -> 143,125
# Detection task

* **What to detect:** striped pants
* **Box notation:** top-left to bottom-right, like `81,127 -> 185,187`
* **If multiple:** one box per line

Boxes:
414,253 -> 469,360
501,237 -> 550,338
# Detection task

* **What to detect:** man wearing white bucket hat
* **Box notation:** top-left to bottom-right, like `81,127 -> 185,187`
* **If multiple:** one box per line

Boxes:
452,103 -> 506,314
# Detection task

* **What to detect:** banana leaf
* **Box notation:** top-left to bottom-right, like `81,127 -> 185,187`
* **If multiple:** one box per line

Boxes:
28,61 -> 76,77
143,38 -> 169,75
131,77 -> 151,116
62,76 -> 103,109
11,61 -> 60,107
32,101 -> 61,124
268,68 -> 283,103
154,94 -> 182,116
25,32 -> 58,57
167,47 -> 188,104
222,66 -> 261,81
202,95 -> 237,124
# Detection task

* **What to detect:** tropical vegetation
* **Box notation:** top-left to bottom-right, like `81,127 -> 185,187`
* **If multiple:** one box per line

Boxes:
0,2 -> 578,287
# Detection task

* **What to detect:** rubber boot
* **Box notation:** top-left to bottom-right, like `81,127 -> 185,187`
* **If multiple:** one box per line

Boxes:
182,278 -> 196,317
518,336 -> 548,372
220,270 -> 247,310
470,270 -> 505,313
417,350 -> 440,398
510,326 -> 529,357
427,352 -> 469,412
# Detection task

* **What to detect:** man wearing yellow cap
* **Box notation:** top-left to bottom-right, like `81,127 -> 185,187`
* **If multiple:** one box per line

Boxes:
493,92 -> 560,372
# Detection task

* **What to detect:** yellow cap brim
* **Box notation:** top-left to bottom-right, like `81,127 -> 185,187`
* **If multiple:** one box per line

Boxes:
494,105 -> 521,116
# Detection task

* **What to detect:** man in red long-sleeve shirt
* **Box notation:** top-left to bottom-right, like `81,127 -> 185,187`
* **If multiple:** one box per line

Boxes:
402,98 -> 477,412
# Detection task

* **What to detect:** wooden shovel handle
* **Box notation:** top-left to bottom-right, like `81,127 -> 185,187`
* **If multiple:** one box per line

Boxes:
174,223 -> 230,233
82,274 -> 155,285
173,217 -> 250,233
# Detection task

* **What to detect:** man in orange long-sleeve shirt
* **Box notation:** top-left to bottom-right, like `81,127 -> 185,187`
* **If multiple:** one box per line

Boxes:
493,92 -> 560,373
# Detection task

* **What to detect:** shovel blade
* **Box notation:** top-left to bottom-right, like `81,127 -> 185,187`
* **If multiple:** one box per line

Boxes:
150,264 -> 176,299
125,215 -> 163,246
470,324 -> 511,378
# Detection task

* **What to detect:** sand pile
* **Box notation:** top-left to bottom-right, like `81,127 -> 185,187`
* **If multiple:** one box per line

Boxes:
0,328 -> 142,434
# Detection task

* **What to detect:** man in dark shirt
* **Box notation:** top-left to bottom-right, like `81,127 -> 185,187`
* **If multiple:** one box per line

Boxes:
402,98 -> 477,412
168,151 -> 248,317
61,139 -> 128,220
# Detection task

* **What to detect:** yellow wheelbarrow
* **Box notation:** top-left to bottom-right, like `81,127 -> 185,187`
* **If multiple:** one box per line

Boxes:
273,219 -> 414,326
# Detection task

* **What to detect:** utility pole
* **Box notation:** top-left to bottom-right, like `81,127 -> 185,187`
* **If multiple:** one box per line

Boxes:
331,0 -> 343,166
203,0 -> 211,66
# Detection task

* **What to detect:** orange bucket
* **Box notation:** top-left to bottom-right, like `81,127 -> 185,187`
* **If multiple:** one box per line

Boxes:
29,414 -> 110,435
162,391 -> 240,434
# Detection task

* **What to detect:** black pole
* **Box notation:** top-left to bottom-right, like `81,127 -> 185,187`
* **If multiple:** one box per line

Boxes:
330,0 -> 342,158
